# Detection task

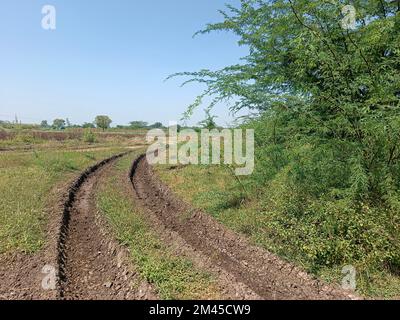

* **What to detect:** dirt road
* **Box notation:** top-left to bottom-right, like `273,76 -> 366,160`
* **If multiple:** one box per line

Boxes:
0,153 -> 155,300
130,155 -> 357,300
58,154 -> 154,299
0,153 -> 358,300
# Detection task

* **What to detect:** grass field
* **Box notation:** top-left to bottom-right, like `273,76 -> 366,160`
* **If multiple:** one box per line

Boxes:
156,164 -> 400,299
95,155 -> 222,300
1,127 -> 398,299
0,128 -> 146,150
0,147 -> 127,254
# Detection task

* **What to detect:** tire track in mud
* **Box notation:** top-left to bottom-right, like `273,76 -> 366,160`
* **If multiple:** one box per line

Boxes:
130,155 -> 359,300
1,153 -> 138,300
56,152 -> 155,300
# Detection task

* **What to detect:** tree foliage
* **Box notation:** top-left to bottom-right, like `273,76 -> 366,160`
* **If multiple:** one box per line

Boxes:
40,120 -> 49,128
149,122 -> 164,129
175,0 -> 400,201
52,119 -> 66,130
175,0 -> 399,114
129,121 -> 148,129
95,115 -> 112,131
82,122 -> 96,129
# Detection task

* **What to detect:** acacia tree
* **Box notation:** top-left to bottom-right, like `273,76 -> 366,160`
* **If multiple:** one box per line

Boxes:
95,115 -> 112,131
174,0 -> 399,116
172,0 -> 400,201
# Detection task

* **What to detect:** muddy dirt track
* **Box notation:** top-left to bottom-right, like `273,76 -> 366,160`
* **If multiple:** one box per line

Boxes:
131,155 -> 357,300
1,152 -> 357,300
0,152 -> 155,300
58,153 -> 154,300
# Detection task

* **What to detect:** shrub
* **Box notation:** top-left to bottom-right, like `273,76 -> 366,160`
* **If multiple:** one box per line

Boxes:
83,129 -> 96,144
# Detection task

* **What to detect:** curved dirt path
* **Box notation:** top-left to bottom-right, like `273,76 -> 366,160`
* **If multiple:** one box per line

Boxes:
130,155 -> 358,300
58,153 -> 155,300
0,153 -> 154,300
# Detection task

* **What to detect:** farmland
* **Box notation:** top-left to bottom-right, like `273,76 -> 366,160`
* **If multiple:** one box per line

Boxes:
0,131 -> 356,300
1,0 -> 400,304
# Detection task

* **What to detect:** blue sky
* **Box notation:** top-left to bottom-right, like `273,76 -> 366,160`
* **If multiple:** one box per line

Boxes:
0,0 -> 247,126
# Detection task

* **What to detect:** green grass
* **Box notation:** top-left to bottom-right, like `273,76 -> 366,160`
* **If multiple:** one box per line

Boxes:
156,164 -> 400,299
96,155 -> 222,300
0,147 -> 126,254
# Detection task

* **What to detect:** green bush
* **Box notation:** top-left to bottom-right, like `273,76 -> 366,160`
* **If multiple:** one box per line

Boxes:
83,129 -> 96,143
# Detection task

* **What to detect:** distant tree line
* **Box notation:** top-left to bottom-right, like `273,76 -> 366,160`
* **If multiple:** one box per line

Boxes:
33,116 -> 166,131
2,115 -> 222,132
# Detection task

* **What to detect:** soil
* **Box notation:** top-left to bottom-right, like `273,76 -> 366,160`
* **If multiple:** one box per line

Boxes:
0,253 -> 55,300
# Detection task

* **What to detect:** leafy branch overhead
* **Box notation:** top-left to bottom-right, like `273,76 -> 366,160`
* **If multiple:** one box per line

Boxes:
171,0 -> 399,120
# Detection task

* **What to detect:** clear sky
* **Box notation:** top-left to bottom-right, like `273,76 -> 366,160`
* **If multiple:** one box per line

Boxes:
0,0 -> 247,126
